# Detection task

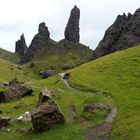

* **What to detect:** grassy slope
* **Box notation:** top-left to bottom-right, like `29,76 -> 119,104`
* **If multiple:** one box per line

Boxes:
24,40 -> 93,75
0,48 -> 20,63
69,45 -> 140,140
0,59 -> 111,140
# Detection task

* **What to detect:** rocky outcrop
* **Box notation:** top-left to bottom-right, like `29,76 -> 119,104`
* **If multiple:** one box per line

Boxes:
23,22 -> 51,62
64,5 -> 80,43
93,8 -> 140,59
15,34 -> 28,57
0,78 -> 33,103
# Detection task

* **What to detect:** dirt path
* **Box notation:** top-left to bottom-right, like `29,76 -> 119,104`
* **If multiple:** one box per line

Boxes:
59,73 -> 117,140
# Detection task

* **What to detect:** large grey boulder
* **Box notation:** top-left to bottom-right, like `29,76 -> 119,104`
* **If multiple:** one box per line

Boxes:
64,5 -> 80,43
93,8 -> 140,59
31,100 -> 65,132
31,88 -> 65,132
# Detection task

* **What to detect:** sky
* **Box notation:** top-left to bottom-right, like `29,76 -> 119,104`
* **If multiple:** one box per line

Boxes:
0,0 -> 140,52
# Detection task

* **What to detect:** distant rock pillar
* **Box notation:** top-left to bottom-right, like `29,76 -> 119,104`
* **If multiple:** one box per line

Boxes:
15,33 -> 28,56
64,5 -> 80,43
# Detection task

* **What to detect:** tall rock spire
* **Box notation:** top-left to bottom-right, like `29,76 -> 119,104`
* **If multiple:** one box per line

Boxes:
15,33 -> 28,57
64,5 -> 80,43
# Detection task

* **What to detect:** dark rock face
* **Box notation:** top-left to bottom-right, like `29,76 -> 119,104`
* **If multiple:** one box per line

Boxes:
31,100 -> 65,132
64,5 -> 80,43
0,78 -> 33,103
15,34 -> 28,57
23,22 -> 50,62
93,8 -> 140,59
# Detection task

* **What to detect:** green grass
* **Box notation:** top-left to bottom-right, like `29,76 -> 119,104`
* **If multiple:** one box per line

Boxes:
69,45 -> 140,140
0,59 -> 110,140
24,40 -> 93,75
0,48 -> 20,63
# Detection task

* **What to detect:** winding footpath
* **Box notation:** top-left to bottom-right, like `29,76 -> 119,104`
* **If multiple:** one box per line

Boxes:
59,73 -> 117,140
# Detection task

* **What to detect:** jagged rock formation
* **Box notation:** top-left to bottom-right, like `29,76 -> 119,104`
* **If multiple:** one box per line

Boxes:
93,8 -> 140,59
15,34 -> 28,57
15,6 -> 92,65
23,22 -> 51,62
64,5 -> 80,43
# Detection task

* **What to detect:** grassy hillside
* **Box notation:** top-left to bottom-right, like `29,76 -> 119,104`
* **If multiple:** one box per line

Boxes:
24,40 -> 93,75
0,48 -> 20,63
68,45 -> 140,140
0,58 -> 111,140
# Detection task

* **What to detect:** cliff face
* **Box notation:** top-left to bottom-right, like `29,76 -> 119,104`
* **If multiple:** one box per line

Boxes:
93,8 -> 140,59
15,34 -> 27,57
64,5 -> 80,43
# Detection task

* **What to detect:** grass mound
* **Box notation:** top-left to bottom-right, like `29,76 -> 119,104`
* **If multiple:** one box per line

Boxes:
69,45 -> 140,140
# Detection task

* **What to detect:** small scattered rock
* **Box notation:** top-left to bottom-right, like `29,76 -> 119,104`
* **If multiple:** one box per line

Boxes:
0,110 -> 3,114
50,66 -> 57,70
29,63 -> 35,68
50,89 -> 64,94
84,103 -> 110,113
63,73 -> 70,79
61,65 -> 71,70
16,127 -> 32,134
39,70 -> 55,79
1,127 -> 11,132
17,111 -> 31,122
14,102 -> 23,109
0,117 -> 11,128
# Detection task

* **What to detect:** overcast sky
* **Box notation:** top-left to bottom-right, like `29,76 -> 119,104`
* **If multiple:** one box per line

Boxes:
0,0 -> 140,52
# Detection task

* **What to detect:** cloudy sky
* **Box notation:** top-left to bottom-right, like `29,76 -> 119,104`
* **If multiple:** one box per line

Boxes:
0,0 -> 140,52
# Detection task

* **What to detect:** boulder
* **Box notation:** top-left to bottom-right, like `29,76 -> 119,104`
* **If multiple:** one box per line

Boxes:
38,88 -> 51,105
31,100 -> 65,132
64,5 -> 80,43
0,117 -> 11,128
93,8 -> 140,59
0,78 -> 33,103
39,70 -> 55,79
